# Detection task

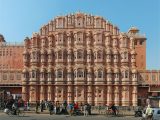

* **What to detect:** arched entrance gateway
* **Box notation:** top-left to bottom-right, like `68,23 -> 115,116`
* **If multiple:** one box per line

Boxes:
22,12 -> 147,106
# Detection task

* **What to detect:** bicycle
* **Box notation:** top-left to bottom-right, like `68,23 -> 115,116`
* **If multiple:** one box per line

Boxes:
105,109 -> 122,117
17,107 -> 25,116
105,109 -> 113,116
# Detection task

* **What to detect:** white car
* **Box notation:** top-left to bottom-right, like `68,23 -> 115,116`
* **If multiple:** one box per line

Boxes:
142,108 -> 160,120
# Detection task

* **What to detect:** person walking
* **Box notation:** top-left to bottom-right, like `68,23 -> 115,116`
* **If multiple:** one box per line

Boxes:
35,101 -> 39,113
145,105 -> 153,120
27,100 -> 30,111
74,102 -> 79,115
109,104 -> 118,116
87,103 -> 91,115
84,103 -> 88,116
63,100 -> 67,114
40,100 -> 44,112
24,101 -> 27,111
48,101 -> 54,115
68,103 -> 73,116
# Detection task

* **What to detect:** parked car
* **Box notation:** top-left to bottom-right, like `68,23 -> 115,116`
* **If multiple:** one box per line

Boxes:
142,108 -> 160,120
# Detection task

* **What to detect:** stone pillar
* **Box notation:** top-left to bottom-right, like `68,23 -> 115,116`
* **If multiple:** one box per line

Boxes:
29,86 -> 37,102
94,86 -> 99,106
114,86 -> 119,106
47,86 -> 53,101
87,86 -> 93,105
22,86 -> 27,101
122,86 -> 130,106
132,86 -> 138,106
40,86 -> 45,101
55,86 -> 59,102
130,37 -> 134,49
67,86 -> 73,103
74,86 -> 78,102
107,86 -> 112,105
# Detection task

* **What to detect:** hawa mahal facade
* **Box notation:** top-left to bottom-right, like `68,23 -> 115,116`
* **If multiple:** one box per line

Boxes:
0,12 -> 160,106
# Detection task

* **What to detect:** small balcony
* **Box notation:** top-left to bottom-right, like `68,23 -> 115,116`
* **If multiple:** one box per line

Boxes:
74,58 -> 85,63
94,78 -> 105,84
74,78 -> 86,85
55,78 -> 66,84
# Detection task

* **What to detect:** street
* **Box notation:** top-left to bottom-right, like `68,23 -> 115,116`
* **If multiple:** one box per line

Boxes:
0,113 -> 141,120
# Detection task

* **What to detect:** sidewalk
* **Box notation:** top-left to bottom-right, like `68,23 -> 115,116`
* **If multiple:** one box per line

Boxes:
0,108 -> 135,116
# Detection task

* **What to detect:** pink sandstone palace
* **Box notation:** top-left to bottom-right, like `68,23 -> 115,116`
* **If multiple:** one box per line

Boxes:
0,12 -> 160,107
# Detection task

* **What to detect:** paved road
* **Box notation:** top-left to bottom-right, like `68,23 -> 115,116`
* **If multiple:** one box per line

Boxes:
0,113 -> 141,120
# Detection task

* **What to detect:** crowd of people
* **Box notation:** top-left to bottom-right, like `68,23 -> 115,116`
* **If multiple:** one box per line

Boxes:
35,100 -> 92,116
3,95 -> 120,117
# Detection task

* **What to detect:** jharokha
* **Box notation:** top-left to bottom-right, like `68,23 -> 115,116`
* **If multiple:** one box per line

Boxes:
0,12 -> 160,107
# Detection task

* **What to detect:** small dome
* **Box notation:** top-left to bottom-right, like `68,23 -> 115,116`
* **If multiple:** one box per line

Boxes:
129,27 -> 139,31
106,49 -> 112,54
113,49 -> 119,54
132,69 -> 137,73
40,67 -> 46,72
41,49 -> 46,54
30,66 -> 38,71
47,68 -> 52,72
68,49 -> 72,53
48,49 -> 53,54
114,68 -> 119,73
107,68 -> 112,73
131,50 -> 136,54
67,68 -> 72,73
128,27 -> 139,34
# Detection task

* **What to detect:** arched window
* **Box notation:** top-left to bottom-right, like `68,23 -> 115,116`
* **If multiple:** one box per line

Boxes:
97,51 -> 103,59
132,73 -> 137,78
122,70 -> 129,78
77,69 -> 84,78
124,39 -> 128,47
98,69 -> 103,78
115,73 -> 119,78
87,54 -> 91,59
107,54 -> 111,59
114,55 -> 117,59
77,50 -> 83,59
124,52 -> 128,59
97,33 -> 102,43
106,36 -> 110,45
77,32 -> 83,43
94,52 -> 96,59
32,70 -> 35,78
58,33 -> 63,42
87,17 -> 91,25
95,18 -> 101,28
24,72 -> 29,78
57,18 -> 63,28
48,72 -> 52,78
125,70 -> 129,78
41,71 -> 46,78
74,70 -> 76,78
57,69 -> 63,78
58,51 -> 62,59
68,16 -> 71,24
77,17 -> 83,27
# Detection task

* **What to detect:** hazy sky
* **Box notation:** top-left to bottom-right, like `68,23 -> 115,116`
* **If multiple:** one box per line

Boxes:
0,0 -> 160,69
